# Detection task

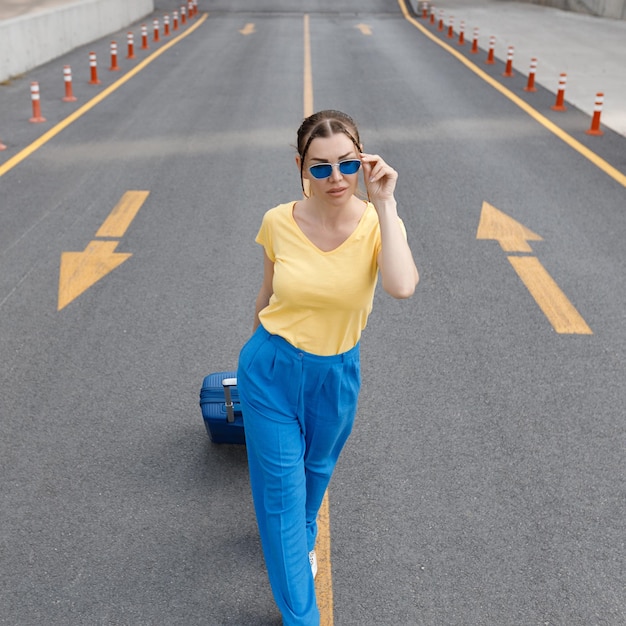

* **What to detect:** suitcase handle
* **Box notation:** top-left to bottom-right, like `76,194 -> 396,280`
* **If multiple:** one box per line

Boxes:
222,377 -> 238,423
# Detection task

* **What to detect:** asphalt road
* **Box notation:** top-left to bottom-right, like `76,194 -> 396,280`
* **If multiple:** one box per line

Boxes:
1,1 -> 625,624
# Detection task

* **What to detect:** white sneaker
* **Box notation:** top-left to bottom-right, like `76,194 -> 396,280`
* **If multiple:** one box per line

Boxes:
309,550 -> 318,579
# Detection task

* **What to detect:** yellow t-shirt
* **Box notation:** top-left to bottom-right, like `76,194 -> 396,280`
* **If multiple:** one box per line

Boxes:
256,201 -> 404,356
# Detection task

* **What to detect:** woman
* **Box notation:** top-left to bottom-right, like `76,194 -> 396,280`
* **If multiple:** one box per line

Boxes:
237,110 -> 419,625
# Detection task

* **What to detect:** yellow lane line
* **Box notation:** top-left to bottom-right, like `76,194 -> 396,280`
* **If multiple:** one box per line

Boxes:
508,256 -> 593,334
303,13 -> 333,624
303,14 -> 313,198
316,492 -> 334,625
303,14 -> 314,117
0,13 -> 209,179
396,0 -> 626,189
95,190 -> 150,238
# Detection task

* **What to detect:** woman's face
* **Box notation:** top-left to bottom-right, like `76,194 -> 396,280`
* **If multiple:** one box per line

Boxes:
300,133 -> 361,204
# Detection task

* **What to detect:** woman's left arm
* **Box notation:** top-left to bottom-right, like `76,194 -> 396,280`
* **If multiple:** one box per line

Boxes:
361,153 -> 419,299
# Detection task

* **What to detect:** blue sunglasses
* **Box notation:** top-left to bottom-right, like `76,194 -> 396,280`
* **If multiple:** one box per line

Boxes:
308,159 -> 362,179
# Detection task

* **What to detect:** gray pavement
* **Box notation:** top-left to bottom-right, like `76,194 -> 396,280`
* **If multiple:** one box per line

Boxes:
0,1 -> 625,624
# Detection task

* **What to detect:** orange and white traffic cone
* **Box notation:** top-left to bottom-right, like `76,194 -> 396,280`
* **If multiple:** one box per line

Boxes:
109,41 -> 120,71
181,6 -> 187,24
141,24 -> 149,50
470,27 -> 479,54
88,51 -> 101,84
164,15 -> 170,36
127,32 -> 135,59
447,16 -> 454,38
524,58 -> 538,92
173,10 -> 179,30
29,82 -> 46,123
458,20 -> 465,45
585,93 -> 605,136
502,46 -> 514,77
153,18 -> 160,42
62,65 -> 77,102
551,73 -> 567,111
485,35 -> 495,64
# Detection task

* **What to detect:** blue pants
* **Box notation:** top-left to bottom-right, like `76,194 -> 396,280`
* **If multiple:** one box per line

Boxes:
237,326 -> 360,625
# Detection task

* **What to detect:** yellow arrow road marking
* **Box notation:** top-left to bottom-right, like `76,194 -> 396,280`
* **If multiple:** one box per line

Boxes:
355,23 -> 372,35
95,190 -> 149,238
59,190 -> 147,310
476,201 -> 543,252
477,202 -> 592,334
239,23 -> 255,35
508,256 -> 593,334
58,241 -> 131,310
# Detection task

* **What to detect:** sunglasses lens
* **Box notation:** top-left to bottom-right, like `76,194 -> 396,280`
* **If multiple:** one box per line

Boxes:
309,164 -> 333,179
339,159 -> 361,175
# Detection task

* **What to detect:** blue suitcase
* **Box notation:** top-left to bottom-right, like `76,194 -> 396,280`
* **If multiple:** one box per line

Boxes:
199,371 -> 245,444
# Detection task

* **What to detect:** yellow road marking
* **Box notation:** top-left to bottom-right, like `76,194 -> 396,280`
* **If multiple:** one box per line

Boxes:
477,201 -> 592,334
303,14 -> 333,624
303,14 -> 314,117
356,23 -> 373,35
303,14 -> 313,199
396,0 -> 626,189
316,492 -> 334,625
95,190 -> 149,238
239,23 -> 255,35
0,13 -> 208,180
59,190 -> 148,309
58,240 -> 131,310
508,256 -> 593,334
476,201 -> 543,253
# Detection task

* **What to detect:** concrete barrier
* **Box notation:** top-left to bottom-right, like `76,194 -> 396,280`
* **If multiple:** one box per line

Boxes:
527,0 -> 626,19
0,0 -> 154,83
408,0 -> 626,20
550,0 -> 623,19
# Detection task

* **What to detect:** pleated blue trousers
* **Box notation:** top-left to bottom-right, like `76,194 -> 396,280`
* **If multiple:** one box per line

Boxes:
237,325 -> 360,625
